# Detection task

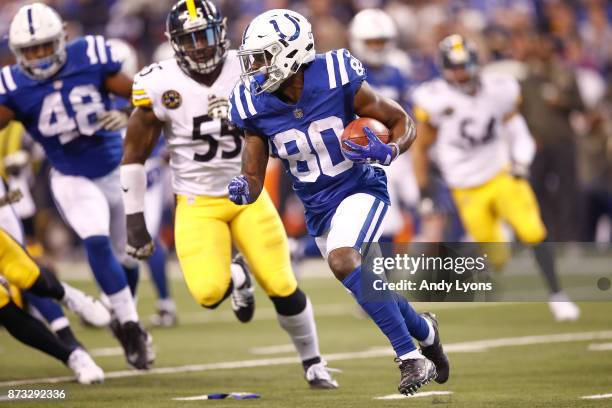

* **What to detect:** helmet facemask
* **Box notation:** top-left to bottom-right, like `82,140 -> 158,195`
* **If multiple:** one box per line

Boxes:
11,32 -> 66,80
169,19 -> 228,75
238,42 -> 289,94
440,36 -> 480,95
353,38 -> 394,67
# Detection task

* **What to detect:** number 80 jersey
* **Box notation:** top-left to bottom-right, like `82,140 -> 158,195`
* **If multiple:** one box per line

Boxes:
132,52 -> 244,197
229,49 -> 389,236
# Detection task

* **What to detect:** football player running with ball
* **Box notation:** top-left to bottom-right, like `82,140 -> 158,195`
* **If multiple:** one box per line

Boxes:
227,9 -> 449,395
411,35 -> 579,321
121,0 -> 337,389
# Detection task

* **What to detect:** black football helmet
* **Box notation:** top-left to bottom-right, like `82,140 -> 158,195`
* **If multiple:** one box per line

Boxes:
438,34 -> 479,94
166,0 -> 229,75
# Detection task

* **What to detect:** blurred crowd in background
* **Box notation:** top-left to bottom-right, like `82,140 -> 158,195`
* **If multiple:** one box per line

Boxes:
0,0 -> 611,259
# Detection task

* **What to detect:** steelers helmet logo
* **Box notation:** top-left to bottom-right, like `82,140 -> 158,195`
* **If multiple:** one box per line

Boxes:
162,90 -> 182,110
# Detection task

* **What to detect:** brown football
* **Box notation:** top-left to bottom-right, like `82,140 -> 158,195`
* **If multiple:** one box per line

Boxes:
341,117 -> 390,151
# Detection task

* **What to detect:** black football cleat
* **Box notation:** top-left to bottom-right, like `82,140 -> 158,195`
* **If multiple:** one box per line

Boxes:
396,357 -> 437,396
420,312 -> 450,384
110,319 -> 152,370
230,254 -> 255,323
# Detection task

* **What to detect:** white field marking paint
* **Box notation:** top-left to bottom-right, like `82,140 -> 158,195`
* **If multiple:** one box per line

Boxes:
2,331 -> 611,387
177,302 -> 512,325
581,393 -> 612,400
89,347 -> 124,357
587,343 -> 612,351
375,391 -> 454,400
249,344 -> 296,355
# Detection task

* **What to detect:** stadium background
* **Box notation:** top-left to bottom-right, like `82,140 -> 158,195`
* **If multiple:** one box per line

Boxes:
0,0 -> 610,260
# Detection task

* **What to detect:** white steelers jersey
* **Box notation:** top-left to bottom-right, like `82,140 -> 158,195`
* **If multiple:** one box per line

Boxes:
413,72 -> 520,189
132,51 -> 243,197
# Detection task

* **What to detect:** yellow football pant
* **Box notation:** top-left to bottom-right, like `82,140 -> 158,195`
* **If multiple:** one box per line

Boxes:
0,228 -> 40,307
175,190 -> 297,308
452,172 -> 547,269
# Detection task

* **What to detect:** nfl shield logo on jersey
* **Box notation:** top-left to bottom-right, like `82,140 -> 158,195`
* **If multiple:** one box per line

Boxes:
293,108 -> 304,119
162,90 -> 182,109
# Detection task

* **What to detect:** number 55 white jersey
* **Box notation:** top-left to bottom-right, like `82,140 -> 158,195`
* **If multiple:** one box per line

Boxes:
132,50 -> 243,197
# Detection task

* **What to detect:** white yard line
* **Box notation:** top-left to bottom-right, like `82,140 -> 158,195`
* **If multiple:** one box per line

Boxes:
249,344 -> 297,355
587,343 -> 612,351
375,391 -> 453,400
1,330 -> 611,387
89,347 -> 124,357
580,393 -> 612,400
178,302 -> 512,325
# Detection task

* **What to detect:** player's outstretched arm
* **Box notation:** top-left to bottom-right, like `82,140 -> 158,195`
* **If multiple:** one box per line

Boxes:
120,107 -> 163,259
228,131 -> 269,205
0,105 -> 16,131
354,81 -> 416,156
411,119 -> 438,191
104,72 -> 134,99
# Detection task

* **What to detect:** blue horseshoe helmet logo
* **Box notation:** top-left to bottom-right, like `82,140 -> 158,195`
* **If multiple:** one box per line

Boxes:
269,14 -> 301,41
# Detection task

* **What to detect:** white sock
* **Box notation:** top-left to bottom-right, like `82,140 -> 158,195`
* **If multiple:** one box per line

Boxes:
230,262 -> 246,288
108,286 -> 139,324
276,298 -> 320,362
49,317 -> 70,332
157,298 -> 176,312
399,349 -> 424,360
419,317 -> 435,347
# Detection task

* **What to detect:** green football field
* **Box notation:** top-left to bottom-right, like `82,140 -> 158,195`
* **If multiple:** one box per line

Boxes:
1,258 -> 611,408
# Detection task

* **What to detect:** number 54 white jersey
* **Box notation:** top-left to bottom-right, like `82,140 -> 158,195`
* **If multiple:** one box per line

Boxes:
412,72 -> 521,189
132,51 -> 243,197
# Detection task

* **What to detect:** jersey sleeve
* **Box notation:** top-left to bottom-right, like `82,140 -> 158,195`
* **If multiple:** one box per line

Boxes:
411,82 -> 443,127
495,75 -> 521,116
83,35 -> 122,76
132,63 -> 167,122
325,49 -> 367,98
228,82 -> 260,135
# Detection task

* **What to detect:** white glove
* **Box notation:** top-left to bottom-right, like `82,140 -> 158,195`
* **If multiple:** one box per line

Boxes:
98,110 -> 129,131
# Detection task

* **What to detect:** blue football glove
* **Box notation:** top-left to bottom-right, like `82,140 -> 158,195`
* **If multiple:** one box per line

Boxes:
342,126 -> 397,166
228,175 -> 253,205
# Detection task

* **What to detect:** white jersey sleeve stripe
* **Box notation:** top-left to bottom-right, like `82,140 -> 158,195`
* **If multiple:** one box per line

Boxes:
325,51 -> 337,89
85,36 -> 98,64
2,67 -> 17,92
336,49 -> 349,86
244,88 -> 257,116
0,75 -> 5,94
232,86 -> 247,120
95,36 -> 108,64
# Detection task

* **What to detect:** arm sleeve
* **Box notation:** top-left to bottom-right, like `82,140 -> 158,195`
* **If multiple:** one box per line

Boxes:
228,83 -> 260,135
505,113 -> 535,166
411,84 -> 439,126
132,66 -> 167,122
89,36 -> 122,76
337,49 -> 367,99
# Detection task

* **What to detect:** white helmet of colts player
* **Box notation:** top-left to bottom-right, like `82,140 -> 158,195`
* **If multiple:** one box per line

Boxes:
238,9 -> 315,94
107,38 -> 139,78
349,9 -> 397,67
9,3 -> 67,80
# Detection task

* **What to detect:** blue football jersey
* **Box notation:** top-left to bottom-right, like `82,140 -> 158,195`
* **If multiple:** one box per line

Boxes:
0,35 -> 124,179
229,49 -> 389,236
365,63 -> 412,110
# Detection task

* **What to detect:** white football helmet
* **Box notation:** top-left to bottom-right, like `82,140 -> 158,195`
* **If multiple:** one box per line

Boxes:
107,38 -> 139,78
238,9 -> 315,94
349,9 -> 397,67
9,3 -> 67,80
